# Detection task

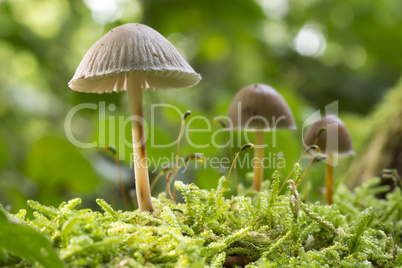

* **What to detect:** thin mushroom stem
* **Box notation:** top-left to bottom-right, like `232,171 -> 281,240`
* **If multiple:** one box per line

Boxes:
253,130 -> 265,191
127,71 -> 154,212
325,152 -> 334,205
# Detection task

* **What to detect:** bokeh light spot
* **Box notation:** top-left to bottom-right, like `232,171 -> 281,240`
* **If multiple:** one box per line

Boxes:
293,23 -> 326,57
256,0 -> 289,20
10,0 -> 70,39
84,0 -> 142,25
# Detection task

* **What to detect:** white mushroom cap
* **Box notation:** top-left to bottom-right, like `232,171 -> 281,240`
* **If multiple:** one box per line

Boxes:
68,23 -> 201,93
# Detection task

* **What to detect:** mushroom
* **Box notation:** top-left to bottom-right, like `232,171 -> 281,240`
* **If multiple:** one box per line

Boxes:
303,115 -> 354,204
226,83 -> 296,191
68,23 -> 201,212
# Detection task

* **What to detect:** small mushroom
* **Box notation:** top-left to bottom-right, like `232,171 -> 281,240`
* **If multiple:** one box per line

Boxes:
226,83 -> 296,191
303,115 -> 354,204
69,23 -> 201,212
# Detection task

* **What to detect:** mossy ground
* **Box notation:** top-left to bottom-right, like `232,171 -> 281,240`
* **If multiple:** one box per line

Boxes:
1,170 -> 402,267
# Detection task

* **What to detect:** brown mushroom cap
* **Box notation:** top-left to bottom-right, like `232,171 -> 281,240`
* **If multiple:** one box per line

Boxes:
226,83 -> 296,131
303,115 -> 354,157
68,23 -> 201,93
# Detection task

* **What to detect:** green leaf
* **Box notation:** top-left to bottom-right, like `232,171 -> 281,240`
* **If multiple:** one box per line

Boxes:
0,209 -> 64,268
24,136 -> 99,203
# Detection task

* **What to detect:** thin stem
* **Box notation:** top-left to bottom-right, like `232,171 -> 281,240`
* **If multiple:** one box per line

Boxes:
297,160 -> 314,188
278,151 -> 306,194
222,151 -> 241,195
127,71 -> 154,213
278,145 -> 323,195
172,115 -> 187,200
227,132 -> 238,194
253,131 -> 265,191
325,153 -> 334,205
166,171 -> 174,201
221,143 -> 255,194
150,167 -> 173,192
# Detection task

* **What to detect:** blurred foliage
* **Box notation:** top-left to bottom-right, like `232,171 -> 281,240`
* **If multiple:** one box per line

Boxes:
0,0 -> 401,211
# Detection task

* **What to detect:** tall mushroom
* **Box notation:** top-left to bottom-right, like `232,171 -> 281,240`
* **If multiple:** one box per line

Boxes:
226,84 -> 296,191
303,115 -> 354,204
68,23 -> 201,212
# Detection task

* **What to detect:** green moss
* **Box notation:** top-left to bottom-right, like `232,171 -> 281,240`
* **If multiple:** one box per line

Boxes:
1,176 -> 401,267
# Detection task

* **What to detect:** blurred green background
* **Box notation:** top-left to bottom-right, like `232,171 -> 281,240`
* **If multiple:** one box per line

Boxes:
1,0 -> 401,212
